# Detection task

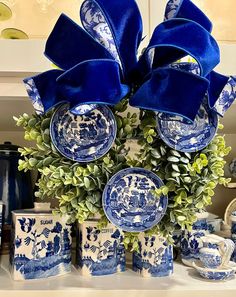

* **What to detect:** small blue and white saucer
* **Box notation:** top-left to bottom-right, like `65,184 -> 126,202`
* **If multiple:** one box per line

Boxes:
102,167 -> 168,232
50,103 -> 117,162
156,101 -> 218,153
193,260 -> 235,281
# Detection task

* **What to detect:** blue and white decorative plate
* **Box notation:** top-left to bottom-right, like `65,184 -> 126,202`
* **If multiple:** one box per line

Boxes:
156,101 -> 218,153
50,104 -> 117,162
102,168 -> 168,232
193,260 -> 235,281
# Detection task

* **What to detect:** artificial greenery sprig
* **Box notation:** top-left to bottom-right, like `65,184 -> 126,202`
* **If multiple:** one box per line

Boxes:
14,99 -> 231,250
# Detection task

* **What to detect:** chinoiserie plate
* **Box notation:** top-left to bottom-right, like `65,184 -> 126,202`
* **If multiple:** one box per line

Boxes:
102,168 -> 168,232
224,198 -> 236,226
192,260 -> 235,281
50,103 -> 117,162
156,101 -> 218,153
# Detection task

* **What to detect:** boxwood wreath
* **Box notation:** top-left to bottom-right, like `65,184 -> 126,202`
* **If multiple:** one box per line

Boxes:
14,97 -> 231,251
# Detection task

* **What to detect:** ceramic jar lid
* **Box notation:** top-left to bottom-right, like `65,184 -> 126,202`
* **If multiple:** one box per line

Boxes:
0,141 -> 20,156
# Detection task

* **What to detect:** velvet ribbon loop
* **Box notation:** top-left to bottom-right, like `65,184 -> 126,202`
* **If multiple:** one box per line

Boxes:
165,0 -> 212,32
130,68 -> 209,122
80,0 -> 143,81
45,14 -> 114,71
138,19 -> 219,79
24,70 -> 64,114
24,61 -> 129,114
24,0 -> 236,122
57,60 -> 130,108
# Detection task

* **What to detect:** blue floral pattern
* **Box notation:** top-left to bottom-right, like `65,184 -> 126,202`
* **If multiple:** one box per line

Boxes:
157,101 -> 218,153
170,62 -> 200,75
50,104 -> 117,162
193,261 -> 235,281
77,222 -> 126,276
199,253 -> 222,269
231,221 -> 236,241
199,269 -> 235,281
102,168 -> 168,232
133,235 -> 173,277
164,0 -> 182,20
24,78 -> 44,115
181,217 -> 208,263
213,77 -> 236,116
157,62 -> 218,153
11,214 -> 72,280
80,0 -> 122,68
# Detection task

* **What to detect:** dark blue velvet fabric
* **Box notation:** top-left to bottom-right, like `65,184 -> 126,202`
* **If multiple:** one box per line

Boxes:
45,14 -> 114,70
207,71 -> 229,108
130,68 -> 209,122
24,0 -> 234,123
138,19 -> 219,79
174,0 -> 212,32
23,70 -> 64,113
56,60 -> 130,108
80,0 -> 143,82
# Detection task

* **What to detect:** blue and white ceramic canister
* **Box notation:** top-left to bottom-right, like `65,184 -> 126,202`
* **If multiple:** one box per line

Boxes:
77,220 -> 126,276
180,212 -> 209,266
10,203 -> 72,280
133,234 -> 173,278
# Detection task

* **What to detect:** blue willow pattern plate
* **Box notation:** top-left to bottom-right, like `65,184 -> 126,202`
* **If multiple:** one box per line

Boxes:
156,101 -> 218,153
50,104 -> 117,162
102,168 -> 168,232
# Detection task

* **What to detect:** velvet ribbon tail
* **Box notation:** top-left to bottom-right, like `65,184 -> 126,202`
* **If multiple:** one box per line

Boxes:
56,59 -> 130,109
44,13 -> 114,71
130,67 -> 209,122
80,0 -> 143,82
24,70 -> 64,114
24,60 -> 130,114
208,72 -> 236,116
137,19 -> 219,81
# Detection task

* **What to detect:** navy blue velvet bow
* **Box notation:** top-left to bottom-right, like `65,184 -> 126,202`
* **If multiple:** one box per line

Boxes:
24,0 -> 236,121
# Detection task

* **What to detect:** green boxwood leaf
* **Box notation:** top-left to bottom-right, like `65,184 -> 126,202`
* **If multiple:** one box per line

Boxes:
167,156 -> 179,163
84,177 -> 91,189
